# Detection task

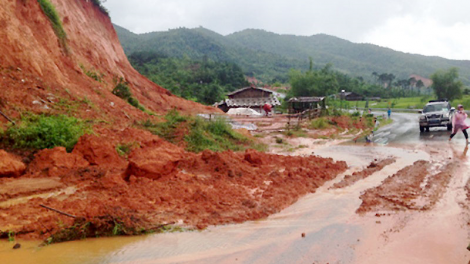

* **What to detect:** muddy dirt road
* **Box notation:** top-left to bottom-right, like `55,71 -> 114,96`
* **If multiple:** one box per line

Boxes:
1,113 -> 470,264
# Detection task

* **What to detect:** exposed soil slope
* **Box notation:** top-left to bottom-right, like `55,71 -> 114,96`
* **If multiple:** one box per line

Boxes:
0,0 -> 214,129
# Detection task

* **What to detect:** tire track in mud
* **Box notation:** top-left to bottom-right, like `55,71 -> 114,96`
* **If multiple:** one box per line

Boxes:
329,158 -> 396,190
356,160 -> 458,214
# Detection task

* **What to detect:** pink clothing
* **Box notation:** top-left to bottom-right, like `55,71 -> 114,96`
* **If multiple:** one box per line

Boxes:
452,110 -> 470,134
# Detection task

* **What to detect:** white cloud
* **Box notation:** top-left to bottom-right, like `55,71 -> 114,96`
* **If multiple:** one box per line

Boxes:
363,15 -> 470,60
103,0 -> 470,60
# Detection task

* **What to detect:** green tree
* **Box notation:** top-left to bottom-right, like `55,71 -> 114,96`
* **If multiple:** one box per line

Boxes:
288,64 -> 339,97
430,67 -> 463,101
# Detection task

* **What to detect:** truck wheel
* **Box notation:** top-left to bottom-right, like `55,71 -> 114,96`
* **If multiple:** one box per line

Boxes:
447,124 -> 452,131
420,126 -> 424,132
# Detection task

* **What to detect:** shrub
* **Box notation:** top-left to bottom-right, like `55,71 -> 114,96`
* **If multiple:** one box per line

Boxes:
2,114 -> 90,152
309,117 -> 330,129
351,111 -> 361,117
37,0 -> 67,48
127,97 -> 140,108
112,83 -> 132,100
112,82 -> 146,111
90,0 -> 109,16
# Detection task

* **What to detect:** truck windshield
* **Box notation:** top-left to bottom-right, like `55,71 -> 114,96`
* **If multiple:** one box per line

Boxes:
423,104 -> 448,113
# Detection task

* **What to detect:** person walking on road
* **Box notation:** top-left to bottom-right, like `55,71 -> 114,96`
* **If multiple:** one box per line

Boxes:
449,104 -> 469,144
387,108 -> 391,119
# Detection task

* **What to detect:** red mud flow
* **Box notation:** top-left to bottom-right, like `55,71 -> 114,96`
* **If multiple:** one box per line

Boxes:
357,160 -> 456,214
0,131 -> 347,241
329,158 -> 396,190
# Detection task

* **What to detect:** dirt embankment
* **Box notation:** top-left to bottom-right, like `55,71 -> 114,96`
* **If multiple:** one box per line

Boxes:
329,158 -> 396,190
0,0 -> 215,131
357,160 -> 457,214
0,129 -> 347,241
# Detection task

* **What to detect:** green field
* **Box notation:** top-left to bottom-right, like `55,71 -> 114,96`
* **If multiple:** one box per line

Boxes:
336,95 -> 470,110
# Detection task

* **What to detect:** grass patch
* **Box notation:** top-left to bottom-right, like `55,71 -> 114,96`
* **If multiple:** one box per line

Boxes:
80,64 -> 104,82
350,97 -> 428,109
116,142 -> 139,157
1,114 -> 91,152
37,0 -> 67,50
53,98 -> 80,114
185,117 -> 248,153
284,124 -> 308,138
139,110 -> 266,153
309,117 -> 330,129
139,110 -> 188,143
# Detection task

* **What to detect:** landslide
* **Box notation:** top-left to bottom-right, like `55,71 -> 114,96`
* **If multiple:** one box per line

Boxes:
0,130 -> 347,241
0,0 -> 214,130
0,0 -> 350,244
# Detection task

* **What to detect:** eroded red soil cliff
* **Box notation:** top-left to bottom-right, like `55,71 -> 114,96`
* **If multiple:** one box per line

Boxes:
0,0 -> 214,130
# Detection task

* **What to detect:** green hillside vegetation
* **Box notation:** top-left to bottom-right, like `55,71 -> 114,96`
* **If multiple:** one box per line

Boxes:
116,26 -> 305,83
286,60 -> 423,104
114,25 -> 470,85
128,51 -> 248,104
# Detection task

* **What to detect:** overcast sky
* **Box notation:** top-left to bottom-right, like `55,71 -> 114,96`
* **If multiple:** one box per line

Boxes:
103,0 -> 470,60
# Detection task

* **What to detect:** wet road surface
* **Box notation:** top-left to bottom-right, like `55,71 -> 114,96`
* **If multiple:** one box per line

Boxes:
2,112 -> 470,264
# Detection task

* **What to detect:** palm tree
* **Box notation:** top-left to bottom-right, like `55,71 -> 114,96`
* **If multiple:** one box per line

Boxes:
372,72 -> 378,84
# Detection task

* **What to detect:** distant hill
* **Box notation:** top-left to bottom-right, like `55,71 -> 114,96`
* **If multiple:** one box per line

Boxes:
114,25 -> 470,84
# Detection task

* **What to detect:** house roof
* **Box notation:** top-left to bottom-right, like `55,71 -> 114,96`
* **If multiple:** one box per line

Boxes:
288,97 -> 325,103
227,86 -> 274,96
335,92 -> 362,97
224,97 -> 281,107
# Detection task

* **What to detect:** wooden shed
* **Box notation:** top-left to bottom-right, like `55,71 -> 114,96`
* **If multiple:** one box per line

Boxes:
336,92 -> 364,101
288,97 -> 325,113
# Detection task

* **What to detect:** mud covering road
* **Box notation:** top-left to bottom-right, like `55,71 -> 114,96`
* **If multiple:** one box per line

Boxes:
1,112 -> 470,264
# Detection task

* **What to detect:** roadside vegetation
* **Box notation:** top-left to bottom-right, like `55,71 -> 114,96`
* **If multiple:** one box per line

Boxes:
37,0 -> 67,51
139,110 -> 266,153
43,215 -> 183,245
333,94 -> 470,111
280,109 -> 389,141
1,114 -> 91,152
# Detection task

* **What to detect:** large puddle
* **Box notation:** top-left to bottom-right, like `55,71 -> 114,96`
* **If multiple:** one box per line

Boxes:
2,145 -> 433,264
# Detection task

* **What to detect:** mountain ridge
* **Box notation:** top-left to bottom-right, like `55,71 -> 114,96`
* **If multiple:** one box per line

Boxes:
115,25 -> 470,84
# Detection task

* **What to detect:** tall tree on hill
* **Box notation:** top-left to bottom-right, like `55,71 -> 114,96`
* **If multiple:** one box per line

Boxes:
416,80 -> 425,90
288,64 -> 339,97
378,73 -> 389,87
372,72 -> 378,84
430,67 -> 463,101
